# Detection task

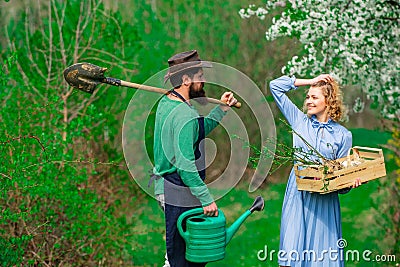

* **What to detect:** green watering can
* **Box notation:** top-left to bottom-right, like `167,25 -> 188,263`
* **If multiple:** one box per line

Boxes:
177,196 -> 265,263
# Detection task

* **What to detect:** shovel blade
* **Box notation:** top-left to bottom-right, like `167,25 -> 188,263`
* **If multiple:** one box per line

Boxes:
63,62 -> 108,94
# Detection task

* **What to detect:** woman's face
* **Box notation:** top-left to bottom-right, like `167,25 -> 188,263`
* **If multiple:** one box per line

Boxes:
306,86 -> 327,120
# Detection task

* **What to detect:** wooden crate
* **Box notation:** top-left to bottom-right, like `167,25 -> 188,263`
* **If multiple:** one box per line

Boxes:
295,146 -> 387,194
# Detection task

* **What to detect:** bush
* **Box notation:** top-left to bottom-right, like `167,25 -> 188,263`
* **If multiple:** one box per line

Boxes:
0,0 -> 143,264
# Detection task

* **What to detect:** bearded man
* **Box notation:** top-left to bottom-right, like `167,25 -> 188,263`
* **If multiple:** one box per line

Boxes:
151,50 -> 237,267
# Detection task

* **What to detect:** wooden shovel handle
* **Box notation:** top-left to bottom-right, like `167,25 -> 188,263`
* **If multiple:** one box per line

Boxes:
120,80 -> 242,108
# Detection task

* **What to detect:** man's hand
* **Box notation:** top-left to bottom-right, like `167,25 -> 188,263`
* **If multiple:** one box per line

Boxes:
219,92 -> 237,111
203,202 -> 219,217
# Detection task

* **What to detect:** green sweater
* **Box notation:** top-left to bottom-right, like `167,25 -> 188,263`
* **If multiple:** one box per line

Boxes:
153,96 -> 226,206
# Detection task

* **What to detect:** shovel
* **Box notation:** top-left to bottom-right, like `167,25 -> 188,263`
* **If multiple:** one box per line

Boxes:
63,62 -> 241,108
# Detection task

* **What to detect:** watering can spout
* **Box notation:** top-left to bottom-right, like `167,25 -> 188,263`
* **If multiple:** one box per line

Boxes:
226,196 -> 265,244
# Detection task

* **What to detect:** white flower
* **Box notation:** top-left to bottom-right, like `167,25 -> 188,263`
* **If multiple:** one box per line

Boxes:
239,0 -> 398,118
353,97 -> 365,113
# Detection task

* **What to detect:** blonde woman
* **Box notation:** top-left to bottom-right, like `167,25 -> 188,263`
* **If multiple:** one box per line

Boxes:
269,75 -> 361,267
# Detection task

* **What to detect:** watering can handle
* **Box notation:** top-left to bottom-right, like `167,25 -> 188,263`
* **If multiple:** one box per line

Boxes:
177,208 -> 205,242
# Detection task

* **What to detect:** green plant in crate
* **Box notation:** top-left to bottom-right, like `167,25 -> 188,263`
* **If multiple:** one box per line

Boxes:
236,119 -> 347,191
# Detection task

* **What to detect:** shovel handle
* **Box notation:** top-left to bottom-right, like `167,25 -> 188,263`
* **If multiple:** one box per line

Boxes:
115,79 -> 241,108
120,80 -> 168,94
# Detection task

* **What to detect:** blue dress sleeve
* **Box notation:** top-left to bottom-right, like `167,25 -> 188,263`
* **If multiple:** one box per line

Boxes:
269,76 -> 304,127
337,130 -> 352,159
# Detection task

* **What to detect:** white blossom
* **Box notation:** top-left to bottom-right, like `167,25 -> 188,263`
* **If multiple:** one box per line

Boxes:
240,0 -> 400,120
353,97 -> 365,113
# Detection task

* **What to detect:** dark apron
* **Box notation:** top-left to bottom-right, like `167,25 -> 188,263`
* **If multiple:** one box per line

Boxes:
164,90 -> 207,267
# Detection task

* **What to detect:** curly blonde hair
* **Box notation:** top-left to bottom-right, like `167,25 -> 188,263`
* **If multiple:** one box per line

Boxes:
303,79 -> 346,122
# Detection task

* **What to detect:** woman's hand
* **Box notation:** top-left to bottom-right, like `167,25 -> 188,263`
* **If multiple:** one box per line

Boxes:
294,74 -> 334,86
352,178 -> 362,188
311,74 -> 334,85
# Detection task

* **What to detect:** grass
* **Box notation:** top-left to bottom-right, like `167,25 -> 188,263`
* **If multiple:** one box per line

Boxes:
134,182 -> 396,267
132,128 -> 398,266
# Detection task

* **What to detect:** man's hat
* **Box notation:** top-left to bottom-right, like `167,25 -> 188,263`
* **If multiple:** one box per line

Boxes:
164,50 -> 212,83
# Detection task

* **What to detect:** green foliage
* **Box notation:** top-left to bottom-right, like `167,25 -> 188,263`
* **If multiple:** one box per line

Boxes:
0,55 -> 133,265
0,235 -> 31,266
0,0 -> 144,265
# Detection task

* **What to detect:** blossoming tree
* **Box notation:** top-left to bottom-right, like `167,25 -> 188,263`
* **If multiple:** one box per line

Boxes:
240,0 -> 400,255
240,0 -> 399,120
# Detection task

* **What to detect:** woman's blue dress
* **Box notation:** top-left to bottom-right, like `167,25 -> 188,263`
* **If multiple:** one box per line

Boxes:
270,76 -> 352,267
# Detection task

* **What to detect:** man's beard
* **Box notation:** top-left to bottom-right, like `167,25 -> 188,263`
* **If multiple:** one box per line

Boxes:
189,83 -> 208,105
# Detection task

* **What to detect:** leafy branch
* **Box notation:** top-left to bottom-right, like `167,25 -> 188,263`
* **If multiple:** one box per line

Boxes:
235,119 -> 345,191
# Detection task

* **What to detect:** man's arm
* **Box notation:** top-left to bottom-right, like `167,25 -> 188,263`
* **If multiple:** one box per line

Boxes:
203,92 -> 237,135
174,117 -> 218,215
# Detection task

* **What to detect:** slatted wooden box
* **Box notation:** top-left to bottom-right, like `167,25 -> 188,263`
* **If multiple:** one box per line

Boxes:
295,146 -> 386,194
